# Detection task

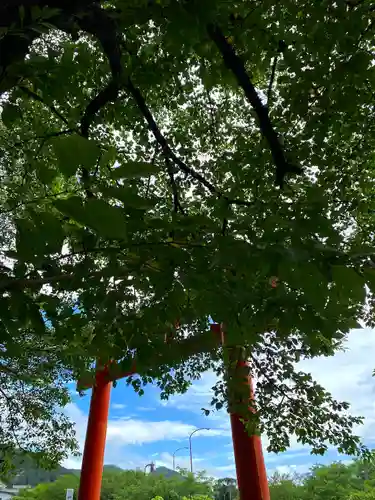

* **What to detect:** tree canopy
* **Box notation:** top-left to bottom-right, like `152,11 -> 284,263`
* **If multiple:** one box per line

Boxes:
13,456 -> 375,500
1,0 -> 375,469
269,454 -> 375,500
13,467 -> 214,500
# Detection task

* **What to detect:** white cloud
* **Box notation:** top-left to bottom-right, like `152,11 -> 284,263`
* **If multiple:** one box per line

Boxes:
215,465 -> 236,473
268,463 -> 315,477
63,402 -> 235,477
106,419 -> 196,445
298,328 -> 375,441
157,451 -> 199,470
65,402 -> 201,447
63,458 -> 83,470
112,403 -> 127,410
162,371 -> 217,411
159,327 -> 375,478
162,371 -> 231,432
166,328 -> 375,441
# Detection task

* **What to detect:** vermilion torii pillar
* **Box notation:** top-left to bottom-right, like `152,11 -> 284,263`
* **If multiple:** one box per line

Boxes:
211,324 -> 269,500
77,361 -> 136,500
77,324 -> 269,500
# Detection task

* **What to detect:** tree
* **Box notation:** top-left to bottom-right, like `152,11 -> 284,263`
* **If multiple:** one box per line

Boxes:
303,462 -> 363,500
0,0 -> 374,465
268,472 -> 304,500
0,332 -> 79,474
213,477 -> 238,500
13,474 -> 79,500
253,456 -> 375,500
13,468 -> 213,500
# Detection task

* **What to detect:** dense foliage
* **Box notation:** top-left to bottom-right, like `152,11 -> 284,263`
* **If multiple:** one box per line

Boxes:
1,0 -> 375,468
0,340 -> 78,474
13,457 -> 375,500
13,468 -> 216,500
268,455 -> 375,500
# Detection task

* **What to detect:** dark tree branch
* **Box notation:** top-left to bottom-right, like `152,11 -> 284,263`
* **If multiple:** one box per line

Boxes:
81,81 -> 119,138
126,78 -> 255,208
166,158 -> 185,214
19,86 -> 69,125
267,41 -> 287,109
0,268 -> 115,292
79,10 -> 122,136
1,1 -> 122,136
207,24 -> 302,188
78,4 -> 123,138
126,77 -> 220,195
266,56 -> 278,108
0,1 -> 96,94
0,188 -> 79,215
75,5 -> 123,199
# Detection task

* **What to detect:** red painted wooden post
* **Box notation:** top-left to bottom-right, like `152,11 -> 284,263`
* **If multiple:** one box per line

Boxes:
78,366 -> 112,500
230,359 -> 270,500
77,361 -> 136,500
210,324 -> 269,500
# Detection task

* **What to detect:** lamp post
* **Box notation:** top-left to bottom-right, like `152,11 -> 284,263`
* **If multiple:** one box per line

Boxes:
172,446 -> 189,471
144,462 -> 155,474
189,428 -> 210,474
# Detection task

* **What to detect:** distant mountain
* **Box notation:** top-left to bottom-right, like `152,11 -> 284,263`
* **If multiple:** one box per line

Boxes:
9,461 -> 74,487
152,466 -> 185,480
103,465 -> 123,472
5,455 -> 180,488
7,458 -> 123,487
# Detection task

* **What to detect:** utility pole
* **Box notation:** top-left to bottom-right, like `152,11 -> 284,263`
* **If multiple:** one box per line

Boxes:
188,428 -> 210,474
172,446 -> 188,471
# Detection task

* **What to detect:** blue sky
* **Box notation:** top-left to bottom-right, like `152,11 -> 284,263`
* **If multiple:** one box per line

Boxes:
63,328 -> 375,478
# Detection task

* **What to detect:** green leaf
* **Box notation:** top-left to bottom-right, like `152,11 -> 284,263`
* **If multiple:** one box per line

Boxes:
85,199 -> 128,240
1,103 -> 22,128
15,211 -> 64,261
52,134 -> 100,177
36,164 -> 58,185
101,186 -> 157,209
364,268 -> 375,295
54,197 -> 127,240
53,196 -> 85,222
110,161 -> 158,179
331,266 -> 365,301
15,219 -> 36,261
100,145 -> 117,169
30,211 -> 65,254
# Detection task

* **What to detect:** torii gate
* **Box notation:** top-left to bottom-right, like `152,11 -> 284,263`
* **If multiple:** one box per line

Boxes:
76,324 -> 270,500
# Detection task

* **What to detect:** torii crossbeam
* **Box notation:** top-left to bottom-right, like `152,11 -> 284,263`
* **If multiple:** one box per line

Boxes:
77,324 -> 270,500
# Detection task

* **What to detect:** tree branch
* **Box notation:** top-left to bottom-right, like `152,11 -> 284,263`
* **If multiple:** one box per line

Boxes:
77,328 -> 220,390
19,86 -> 69,125
0,1 -> 96,95
166,158 -> 185,214
0,269 -> 112,292
81,81 -> 119,138
126,78 -> 255,207
207,24 -> 302,187
126,78 -> 220,195
78,5 -> 123,138
0,188 -> 79,215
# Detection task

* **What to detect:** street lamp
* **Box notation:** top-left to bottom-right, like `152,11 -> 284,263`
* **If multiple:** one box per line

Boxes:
172,446 -> 189,471
144,462 -> 155,474
189,427 -> 210,474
